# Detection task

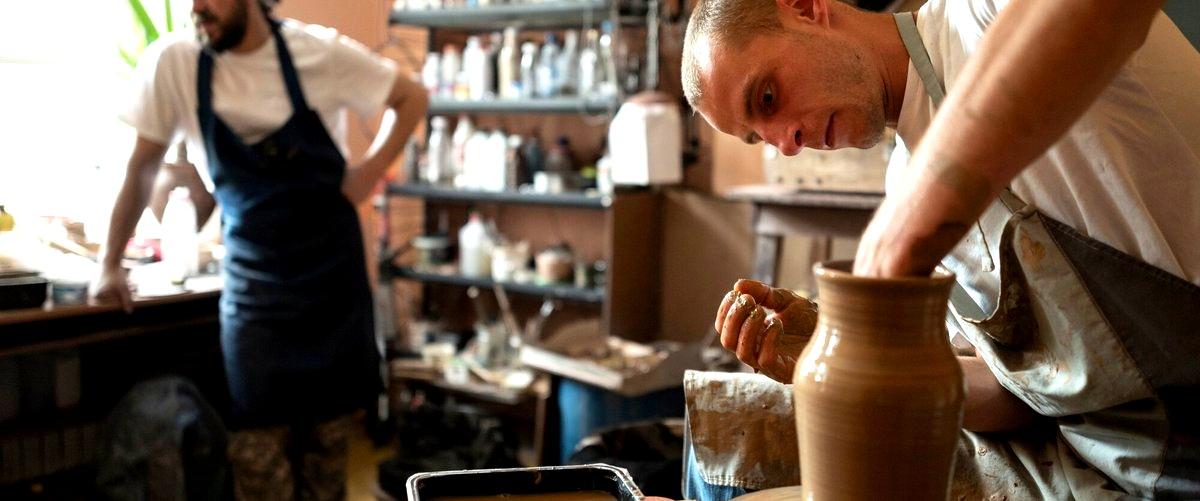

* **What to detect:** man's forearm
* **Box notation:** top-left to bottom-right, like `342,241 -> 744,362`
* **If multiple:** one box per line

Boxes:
960,355 -> 1038,432
857,0 -> 1164,276
344,80 -> 429,204
103,137 -> 169,269
102,169 -> 157,269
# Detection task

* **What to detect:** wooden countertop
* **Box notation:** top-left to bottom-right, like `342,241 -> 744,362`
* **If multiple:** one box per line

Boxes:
0,288 -> 219,327
0,277 -> 222,327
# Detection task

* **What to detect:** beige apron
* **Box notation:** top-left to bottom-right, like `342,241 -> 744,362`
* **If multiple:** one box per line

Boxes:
684,12 -> 1199,500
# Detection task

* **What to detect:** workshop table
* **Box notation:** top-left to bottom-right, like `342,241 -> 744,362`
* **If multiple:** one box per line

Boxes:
724,185 -> 884,285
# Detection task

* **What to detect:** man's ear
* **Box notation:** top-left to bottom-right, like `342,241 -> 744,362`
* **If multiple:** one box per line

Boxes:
775,0 -> 832,28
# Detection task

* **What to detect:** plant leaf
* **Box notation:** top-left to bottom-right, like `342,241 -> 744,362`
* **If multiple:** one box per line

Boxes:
164,0 -> 173,33
119,47 -> 139,69
127,0 -> 160,46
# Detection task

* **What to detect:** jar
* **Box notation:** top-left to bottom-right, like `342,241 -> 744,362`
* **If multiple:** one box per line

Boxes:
535,244 -> 574,284
794,260 -> 964,500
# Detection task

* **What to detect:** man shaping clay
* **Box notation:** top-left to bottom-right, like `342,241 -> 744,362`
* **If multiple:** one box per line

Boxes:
682,0 -> 1200,499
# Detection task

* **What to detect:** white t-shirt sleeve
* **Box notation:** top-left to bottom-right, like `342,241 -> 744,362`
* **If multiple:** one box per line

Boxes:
329,34 -> 398,117
120,38 -> 188,145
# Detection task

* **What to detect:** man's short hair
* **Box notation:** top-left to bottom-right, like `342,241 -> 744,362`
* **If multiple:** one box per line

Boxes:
682,0 -> 783,108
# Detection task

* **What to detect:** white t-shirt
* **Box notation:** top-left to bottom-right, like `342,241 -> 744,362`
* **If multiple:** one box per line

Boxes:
889,0 -> 1200,284
121,19 -> 398,185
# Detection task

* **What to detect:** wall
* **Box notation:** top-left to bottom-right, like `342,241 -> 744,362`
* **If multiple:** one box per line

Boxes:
1165,0 -> 1200,50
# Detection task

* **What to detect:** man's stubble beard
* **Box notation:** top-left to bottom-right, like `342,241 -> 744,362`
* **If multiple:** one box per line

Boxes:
196,0 -> 249,53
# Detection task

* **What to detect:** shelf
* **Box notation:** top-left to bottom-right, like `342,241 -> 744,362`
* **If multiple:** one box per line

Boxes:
428,96 -> 619,114
388,265 -> 605,303
724,185 -> 884,210
390,0 -> 616,29
387,183 -> 611,209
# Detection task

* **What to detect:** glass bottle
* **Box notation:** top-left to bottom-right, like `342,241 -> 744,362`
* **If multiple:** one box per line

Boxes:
556,30 -> 579,96
578,29 -> 600,97
535,33 -> 560,98
519,42 -> 539,99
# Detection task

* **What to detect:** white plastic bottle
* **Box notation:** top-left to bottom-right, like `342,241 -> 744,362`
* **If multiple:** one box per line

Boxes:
498,27 -> 520,99
463,36 -> 488,101
161,187 -> 199,284
458,211 -> 493,278
451,115 -> 474,187
426,116 -> 452,185
484,130 -> 509,192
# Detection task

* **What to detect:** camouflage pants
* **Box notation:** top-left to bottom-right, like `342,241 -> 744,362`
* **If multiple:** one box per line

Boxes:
227,415 -> 355,501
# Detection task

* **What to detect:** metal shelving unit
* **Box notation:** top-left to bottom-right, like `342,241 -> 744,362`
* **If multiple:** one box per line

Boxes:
389,0 -> 620,29
386,183 -> 612,209
428,96 -> 619,115
379,0 -> 664,342
386,265 -> 605,303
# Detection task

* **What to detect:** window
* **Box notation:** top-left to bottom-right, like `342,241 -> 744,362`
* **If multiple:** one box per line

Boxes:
0,0 -> 192,241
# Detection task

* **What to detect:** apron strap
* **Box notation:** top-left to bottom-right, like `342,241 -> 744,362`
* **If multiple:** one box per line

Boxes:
197,51 -> 215,115
895,12 -> 945,108
267,19 -> 311,113
196,19 -> 310,116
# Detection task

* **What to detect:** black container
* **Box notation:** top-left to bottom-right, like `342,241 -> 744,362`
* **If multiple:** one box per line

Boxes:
406,464 -> 644,500
0,276 -> 49,310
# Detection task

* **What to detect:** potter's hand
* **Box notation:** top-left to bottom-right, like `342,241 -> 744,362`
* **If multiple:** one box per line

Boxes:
714,279 -> 818,383
90,265 -> 134,313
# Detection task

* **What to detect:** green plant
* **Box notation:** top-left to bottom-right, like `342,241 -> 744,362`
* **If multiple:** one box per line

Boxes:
119,0 -> 178,69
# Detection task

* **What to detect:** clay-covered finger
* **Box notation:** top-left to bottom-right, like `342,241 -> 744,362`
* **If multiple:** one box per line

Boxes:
776,298 -> 820,337
736,306 -> 767,367
714,290 -> 738,334
720,293 -> 756,351
757,318 -> 788,382
735,279 -> 803,311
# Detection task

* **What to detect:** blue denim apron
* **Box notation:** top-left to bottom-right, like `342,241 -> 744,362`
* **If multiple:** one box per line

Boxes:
196,20 -> 380,429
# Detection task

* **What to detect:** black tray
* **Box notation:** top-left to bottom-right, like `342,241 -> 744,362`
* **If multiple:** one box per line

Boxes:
406,464 -> 644,500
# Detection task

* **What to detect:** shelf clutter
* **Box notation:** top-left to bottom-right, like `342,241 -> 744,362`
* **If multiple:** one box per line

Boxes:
378,0 -> 687,474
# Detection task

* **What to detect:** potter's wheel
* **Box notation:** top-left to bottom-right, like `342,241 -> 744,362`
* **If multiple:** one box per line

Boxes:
731,487 -> 805,501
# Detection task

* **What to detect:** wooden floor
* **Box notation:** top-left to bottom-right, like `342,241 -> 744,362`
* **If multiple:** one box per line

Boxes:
346,426 -> 395,501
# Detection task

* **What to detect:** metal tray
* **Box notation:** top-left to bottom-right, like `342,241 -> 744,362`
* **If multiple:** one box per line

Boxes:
406,463 -> 644,500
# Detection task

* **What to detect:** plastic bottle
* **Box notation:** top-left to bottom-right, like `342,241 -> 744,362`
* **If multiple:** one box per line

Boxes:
451,115 -> 474,187
519,42 -> 539,99
440,44 -> 461,99
484,130 -> 509,192
498,27 -> 520,99
463,129 -> 491,190
161,188 -> 199,284
458,211 -> 494,278
426,116 -> 452,185
421,52 -> 441,96
556,30 -> 580,95
596,150 -> 614,194
535,33 -> 560,98
463,36 -> 488,101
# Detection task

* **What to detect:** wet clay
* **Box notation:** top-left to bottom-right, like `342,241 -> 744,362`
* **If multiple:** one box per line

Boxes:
793,261 -> 964,500
431,492 -> 617,501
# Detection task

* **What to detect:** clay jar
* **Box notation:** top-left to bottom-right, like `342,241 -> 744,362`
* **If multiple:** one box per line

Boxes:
793,261 -> 964,500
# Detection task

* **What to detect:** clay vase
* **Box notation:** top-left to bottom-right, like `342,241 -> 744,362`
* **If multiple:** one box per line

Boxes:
793,260 -> 964,500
